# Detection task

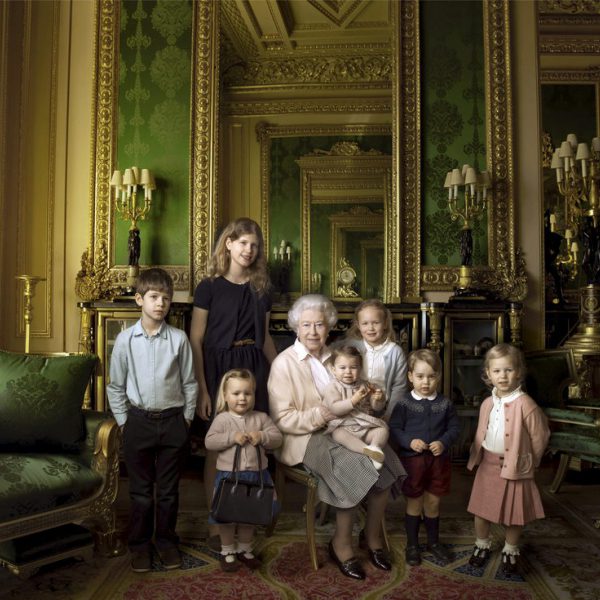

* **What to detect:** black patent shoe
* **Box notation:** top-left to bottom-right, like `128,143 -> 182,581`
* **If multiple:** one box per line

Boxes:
328,540 -> 366,580
427,542 -> 453,563
405,545 -> 421,566
469,546 -> 491,568
358,530 -> 392,570
501,551 -> 519,575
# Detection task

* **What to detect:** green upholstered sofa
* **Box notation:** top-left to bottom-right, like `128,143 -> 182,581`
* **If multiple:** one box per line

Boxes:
0,351 -> 121,574
525,349 -> 600,494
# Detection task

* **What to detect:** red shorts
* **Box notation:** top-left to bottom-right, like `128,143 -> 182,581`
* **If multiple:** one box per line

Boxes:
401,453 -> 452,498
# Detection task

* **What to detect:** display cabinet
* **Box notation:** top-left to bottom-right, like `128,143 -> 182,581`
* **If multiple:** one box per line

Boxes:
421,300 -> 523,460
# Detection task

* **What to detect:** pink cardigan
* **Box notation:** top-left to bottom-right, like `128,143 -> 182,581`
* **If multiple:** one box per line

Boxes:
205,410 -> 282,472
467,392 -> 550,480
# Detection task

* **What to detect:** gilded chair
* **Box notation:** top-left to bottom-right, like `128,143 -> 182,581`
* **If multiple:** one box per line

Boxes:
266,461 -> 389,570
524,349 -> 600,493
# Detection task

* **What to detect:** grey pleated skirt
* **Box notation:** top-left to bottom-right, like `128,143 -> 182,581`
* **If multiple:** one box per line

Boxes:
302,432 -> 407,509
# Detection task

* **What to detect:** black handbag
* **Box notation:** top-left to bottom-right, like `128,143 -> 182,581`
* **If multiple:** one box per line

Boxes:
210,445 -> 275,526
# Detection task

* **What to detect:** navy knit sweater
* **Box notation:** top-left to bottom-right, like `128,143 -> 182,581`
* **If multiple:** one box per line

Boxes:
388,392 -> 461,457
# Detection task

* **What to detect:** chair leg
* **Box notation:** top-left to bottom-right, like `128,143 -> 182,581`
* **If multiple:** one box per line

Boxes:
305,481 -> 319,570
381,516 -> 390,552
265,461 -> 287,537
550,453 -> 570,494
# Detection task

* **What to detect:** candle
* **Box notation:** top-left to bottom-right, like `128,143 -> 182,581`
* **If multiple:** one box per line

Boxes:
273,246 -> 278,259
549,213 -> 556,232
286,245 -> 291,260
565,228 -> 572,240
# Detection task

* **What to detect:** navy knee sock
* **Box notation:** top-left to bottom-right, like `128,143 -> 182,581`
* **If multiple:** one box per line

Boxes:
405,514 -> 421,547
423,516 -> 439,546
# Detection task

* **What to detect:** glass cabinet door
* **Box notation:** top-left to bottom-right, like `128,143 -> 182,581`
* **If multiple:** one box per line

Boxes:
96,311 -> 139,412
444,312 -> 504,460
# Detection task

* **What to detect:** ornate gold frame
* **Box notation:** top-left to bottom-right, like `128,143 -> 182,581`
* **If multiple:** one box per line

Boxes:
395,1 -> 516,294
328,208 -> 384,301
87,0 -> 515,299
87,0 -> 219,294
256,123 -> 396,300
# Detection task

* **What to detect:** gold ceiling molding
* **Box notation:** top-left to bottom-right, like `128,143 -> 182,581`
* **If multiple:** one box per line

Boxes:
540,37 -> 600,54
219,0 -> 257,60
540,67 -> 600,81
223,98 -> 391,116
223,54 -> 391,87
538,0 -> 600,14
420,0 -> 516,293
307,0 -> 369,28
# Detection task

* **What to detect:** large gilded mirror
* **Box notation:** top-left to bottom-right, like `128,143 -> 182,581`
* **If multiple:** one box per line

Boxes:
87,0 -> 514,302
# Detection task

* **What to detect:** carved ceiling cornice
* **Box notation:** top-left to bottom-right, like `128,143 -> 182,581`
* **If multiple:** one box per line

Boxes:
539,37 -> 600,54
538,0 -> 600,15
220,0 -> 392,89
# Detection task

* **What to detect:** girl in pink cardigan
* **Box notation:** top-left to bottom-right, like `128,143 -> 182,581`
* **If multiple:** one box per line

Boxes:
205,369 -> 282,572
467,344 -> 550,575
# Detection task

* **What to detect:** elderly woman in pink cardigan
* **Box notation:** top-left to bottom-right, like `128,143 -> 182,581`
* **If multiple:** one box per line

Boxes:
268,294 -> 405,580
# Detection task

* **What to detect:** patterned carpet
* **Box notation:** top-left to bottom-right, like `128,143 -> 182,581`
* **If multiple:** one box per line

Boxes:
1,489 -> 599,599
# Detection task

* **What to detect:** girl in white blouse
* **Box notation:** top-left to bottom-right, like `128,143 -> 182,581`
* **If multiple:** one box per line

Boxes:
342,299 -> 408,420
467,344 -> 550,575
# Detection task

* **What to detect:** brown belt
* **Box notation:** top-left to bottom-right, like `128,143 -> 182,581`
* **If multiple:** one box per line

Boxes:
232,338 -> 255,347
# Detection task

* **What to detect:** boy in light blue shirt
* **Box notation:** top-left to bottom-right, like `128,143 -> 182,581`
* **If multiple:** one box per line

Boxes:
108,268 -> 198,573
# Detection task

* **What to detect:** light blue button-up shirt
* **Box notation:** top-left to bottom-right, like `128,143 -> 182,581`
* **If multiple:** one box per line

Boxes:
107,319 -> 198,426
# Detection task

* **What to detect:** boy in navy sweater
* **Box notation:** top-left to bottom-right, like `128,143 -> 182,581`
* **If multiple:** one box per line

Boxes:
389,349 -> 460,566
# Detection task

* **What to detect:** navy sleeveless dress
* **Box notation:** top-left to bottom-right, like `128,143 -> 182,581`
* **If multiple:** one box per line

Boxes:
193,277 -> 271,415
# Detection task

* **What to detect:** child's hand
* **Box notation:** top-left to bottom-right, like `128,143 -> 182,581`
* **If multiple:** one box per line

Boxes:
370,387 -> 383,402
247,431 -> 262,446
410,438 -> 428,453
234,431 -> 248,445
196,391 -> 212,421
429,440 -> 444,456
352,384 -> 370,406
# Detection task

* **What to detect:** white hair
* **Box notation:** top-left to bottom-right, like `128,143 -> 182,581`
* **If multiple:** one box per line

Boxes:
287,294 -> 338,332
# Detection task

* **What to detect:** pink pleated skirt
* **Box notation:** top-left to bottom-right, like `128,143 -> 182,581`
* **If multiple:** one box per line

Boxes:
467,449 -> 545,526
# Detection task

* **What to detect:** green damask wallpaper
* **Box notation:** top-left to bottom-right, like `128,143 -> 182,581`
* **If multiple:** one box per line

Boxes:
116,0 -> 192,266
268,135 -> 392,295
421,0 -> 486,266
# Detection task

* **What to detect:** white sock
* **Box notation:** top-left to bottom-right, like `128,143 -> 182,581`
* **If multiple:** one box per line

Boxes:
237,541 -> 255,559
221,544 -> 237,563
474,537 -> 492,551
502,542 -> 519,556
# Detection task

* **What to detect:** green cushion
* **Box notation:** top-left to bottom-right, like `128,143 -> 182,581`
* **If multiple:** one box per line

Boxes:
0,453 -> 102,521
0,351 -> 97,450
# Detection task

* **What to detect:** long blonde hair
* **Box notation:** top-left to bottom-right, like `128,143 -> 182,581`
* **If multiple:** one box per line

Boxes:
215,369 -> 256,414
207,218 -> 270,294
346,299 -> 396,343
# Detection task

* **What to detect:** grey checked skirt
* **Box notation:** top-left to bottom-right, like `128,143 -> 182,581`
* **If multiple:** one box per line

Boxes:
303,432 -> 407,509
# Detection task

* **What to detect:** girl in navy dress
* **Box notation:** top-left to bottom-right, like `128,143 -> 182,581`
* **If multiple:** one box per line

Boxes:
190,217 -> 277,547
